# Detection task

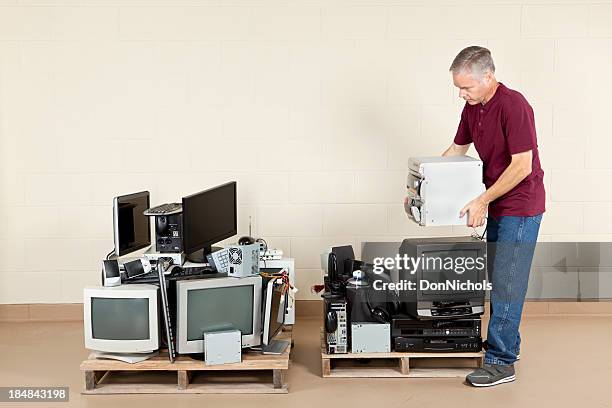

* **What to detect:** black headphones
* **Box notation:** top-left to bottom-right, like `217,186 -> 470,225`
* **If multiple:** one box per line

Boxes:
365,288 -> 391,323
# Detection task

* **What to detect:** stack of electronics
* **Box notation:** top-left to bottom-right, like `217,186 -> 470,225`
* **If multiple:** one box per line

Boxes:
391,237 -> 486,352
322,237 -> 486,354
87,181 -> 293,365
322,245 -> 398,354
84,274 -> 291,364
106,181 -> 266,283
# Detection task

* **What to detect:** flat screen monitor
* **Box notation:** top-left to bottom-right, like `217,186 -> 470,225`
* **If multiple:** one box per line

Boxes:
262,278 -> 288,346
176,276 -> 262,354
113,191 -> 151,257
182,182 -> 237,262
83,284 -> 159,353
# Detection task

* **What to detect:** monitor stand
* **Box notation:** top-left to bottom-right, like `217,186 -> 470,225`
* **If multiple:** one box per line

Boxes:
262,339 -> 289,355
186,245 -> 223,264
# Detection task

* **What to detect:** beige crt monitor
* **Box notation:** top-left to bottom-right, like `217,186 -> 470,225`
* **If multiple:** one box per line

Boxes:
83,284 -> 159,353
176,276 -> 262,354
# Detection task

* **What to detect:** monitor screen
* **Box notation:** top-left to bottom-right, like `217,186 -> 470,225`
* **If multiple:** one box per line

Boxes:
91,297 -> 150,340
182,182 -> 237,256
115,191 -> 151,256
186,285 -> 253,341
419,249 -> 482,295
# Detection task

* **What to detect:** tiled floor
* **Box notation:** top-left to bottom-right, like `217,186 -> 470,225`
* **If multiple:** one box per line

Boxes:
1,315 -> 611,407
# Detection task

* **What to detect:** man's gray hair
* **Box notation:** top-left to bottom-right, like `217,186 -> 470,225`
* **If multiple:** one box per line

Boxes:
449,46 -> 495,79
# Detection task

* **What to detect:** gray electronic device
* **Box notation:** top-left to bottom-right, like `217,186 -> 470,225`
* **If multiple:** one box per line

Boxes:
203,330 -> 242,366
351,322 -> 391,353
406,156 -> 485,226
102,260 -> 121,287
123,258 -> 153,279
209,244 -> 260,277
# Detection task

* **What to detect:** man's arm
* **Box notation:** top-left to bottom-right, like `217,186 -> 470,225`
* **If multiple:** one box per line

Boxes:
461,150 -> 533,227
442,142 -> 470,157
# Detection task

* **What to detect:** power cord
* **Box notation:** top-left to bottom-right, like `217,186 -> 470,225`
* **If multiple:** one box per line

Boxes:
471,220 -> 487,241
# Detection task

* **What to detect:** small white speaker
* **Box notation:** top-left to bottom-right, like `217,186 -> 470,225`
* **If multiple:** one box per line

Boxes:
102,260 -> 121,287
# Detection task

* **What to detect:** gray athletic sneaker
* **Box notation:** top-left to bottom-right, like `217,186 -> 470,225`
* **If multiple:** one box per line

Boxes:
466,363 -> 516,387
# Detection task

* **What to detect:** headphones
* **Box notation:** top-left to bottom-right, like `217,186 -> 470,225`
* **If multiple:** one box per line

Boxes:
365,289 -> 391,323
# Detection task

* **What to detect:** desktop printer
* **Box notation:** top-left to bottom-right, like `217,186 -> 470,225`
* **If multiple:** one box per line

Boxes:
406,156 -> 485,226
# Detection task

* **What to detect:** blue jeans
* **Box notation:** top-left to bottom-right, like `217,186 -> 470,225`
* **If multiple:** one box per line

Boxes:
485,214 -> 542,365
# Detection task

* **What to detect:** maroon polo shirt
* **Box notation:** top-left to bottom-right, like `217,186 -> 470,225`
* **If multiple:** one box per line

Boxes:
454,83 -> 545,218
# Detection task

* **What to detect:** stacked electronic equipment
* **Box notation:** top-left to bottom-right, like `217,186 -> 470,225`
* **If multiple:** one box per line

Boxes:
396,156 -> 487,352
390,237 -> 486,352
88,181 -> 295,366
322,245 -> 399,354
323,156 -> 488,354
322,240 -> 486,354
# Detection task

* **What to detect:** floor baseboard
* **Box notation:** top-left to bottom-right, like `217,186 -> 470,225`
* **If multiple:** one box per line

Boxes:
1,300 -> 612,322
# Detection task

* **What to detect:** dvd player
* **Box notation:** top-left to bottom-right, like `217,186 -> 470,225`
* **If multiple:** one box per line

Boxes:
392,315 -> 481,338
394,336 -> 482,352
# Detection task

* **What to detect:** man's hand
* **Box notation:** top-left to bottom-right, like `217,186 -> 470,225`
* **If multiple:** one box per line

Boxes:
403,196 -> 410,215
460,195 -> 489,227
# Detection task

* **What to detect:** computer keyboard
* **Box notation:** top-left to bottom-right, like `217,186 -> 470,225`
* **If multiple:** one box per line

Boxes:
179,266 -> 216,276
144,203 -> 183,216
124,271 -> 158,281
123,266 -> 219,284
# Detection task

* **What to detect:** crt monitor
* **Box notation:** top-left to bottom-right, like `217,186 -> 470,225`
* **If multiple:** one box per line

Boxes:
176,276 -> 262,354
113,191 -> 151,257
397,237 -> 486,319
182,181 -> 237,262
83,284 -> 159,353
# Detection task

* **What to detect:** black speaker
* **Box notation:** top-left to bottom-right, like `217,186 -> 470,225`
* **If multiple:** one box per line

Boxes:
102,259 -> 121,287
155,214 -> 183,253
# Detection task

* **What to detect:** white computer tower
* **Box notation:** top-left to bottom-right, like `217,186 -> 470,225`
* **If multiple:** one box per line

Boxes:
406,156 -> 485,227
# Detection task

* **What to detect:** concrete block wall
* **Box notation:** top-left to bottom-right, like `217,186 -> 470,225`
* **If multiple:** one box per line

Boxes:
1,0 -> 611,303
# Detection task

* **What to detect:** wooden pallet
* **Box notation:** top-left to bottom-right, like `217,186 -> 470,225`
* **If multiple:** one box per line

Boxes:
81,332 -> 291,394
321,333 -> 483,378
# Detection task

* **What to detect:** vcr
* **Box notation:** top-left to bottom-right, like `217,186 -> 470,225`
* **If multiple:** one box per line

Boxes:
392,316 -> 481,338
394,336 -> 482,352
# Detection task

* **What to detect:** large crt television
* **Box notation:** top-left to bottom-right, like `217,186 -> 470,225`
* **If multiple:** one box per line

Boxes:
397,237 -> 486,319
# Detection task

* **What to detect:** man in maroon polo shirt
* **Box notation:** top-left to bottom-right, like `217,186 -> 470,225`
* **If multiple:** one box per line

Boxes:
443,46 -> 545,387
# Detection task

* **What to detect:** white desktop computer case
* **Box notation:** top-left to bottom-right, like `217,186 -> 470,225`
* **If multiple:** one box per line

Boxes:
406,156 -> 485,227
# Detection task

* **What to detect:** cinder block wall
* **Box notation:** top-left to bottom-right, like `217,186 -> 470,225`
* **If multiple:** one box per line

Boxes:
1,1 -> 611,304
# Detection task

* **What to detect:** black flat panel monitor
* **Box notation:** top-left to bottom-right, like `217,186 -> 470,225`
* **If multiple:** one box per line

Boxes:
113,191 -> 151,257
182,181 -> 237,262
